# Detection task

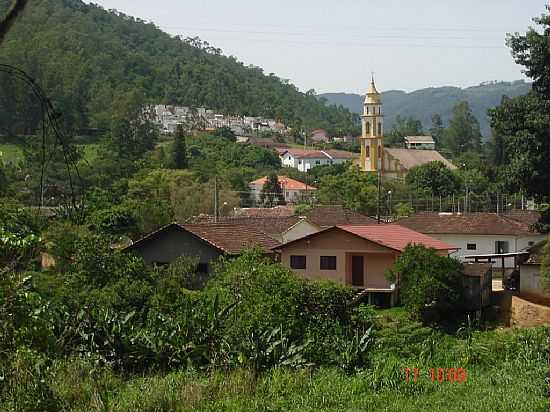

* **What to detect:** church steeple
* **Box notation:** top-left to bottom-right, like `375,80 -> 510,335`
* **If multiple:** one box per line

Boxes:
360,76 -> 384,173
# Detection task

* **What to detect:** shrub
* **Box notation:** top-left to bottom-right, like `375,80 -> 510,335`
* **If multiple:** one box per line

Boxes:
386,245 -> 463,322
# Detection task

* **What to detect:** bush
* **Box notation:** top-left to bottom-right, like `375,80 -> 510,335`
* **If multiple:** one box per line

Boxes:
386,245 -> 463,322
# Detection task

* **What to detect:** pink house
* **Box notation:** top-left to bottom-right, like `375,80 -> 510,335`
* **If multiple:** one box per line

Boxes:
273,224 -> 456,306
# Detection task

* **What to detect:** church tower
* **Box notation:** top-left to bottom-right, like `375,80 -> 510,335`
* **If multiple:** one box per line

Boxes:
360,77 -> 384,173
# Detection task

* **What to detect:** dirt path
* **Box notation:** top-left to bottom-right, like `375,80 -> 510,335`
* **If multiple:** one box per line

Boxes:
510,295 -> 550,327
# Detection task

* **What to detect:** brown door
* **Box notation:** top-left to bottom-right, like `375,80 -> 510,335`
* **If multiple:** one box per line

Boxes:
351,255 -> 364,287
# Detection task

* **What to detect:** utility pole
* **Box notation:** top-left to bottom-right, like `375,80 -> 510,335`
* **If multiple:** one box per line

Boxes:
377,170 -> 381,224
214,175 -> 218,223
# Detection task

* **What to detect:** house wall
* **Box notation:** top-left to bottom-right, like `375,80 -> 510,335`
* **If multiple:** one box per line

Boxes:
278,229 -> 397,288
248,183 -> 315,204
282,220 -> 321,243
520,264 -> 550,301
430,233 -> 546,268
129,225 -> 222,269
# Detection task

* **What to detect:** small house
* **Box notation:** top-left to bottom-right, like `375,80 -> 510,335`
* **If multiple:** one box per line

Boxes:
273,224 -> 456,306
248,176 -> 316,204
124,222 -> 280,272
396,212 -> 545,268
404,135 -> 436,150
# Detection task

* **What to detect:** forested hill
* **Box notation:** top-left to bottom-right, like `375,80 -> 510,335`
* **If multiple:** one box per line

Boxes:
0,0 -> 357,135
320,81 -> 531,138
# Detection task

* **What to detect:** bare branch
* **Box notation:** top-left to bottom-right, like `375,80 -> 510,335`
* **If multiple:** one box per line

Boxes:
0,0 -> 29,47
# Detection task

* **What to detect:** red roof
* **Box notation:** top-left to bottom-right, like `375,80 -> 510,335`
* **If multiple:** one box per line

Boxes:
126,222 -> 280,255
249,175 -> 316,191
337,224 -> 457,252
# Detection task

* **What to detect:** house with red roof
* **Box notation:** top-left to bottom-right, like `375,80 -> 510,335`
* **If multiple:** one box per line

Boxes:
249,175 -> 316,204
280,148 -> 358,172
273,224 -> 457,306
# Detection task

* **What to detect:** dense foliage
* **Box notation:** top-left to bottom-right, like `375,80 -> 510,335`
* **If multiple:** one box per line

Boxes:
386,245 -> 464,321
405,161 -> 461,196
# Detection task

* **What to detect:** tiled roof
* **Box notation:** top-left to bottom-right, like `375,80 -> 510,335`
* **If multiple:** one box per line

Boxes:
404,135 -> 435,144
183,223 -> 281,254
323,150 -> 359,159
384,148 -> 456,170
249,176 -> 317,191
232,206 -> 295,218
127,222 -> 280,255
281,148 -> 358,160
338,224 -> 457,252
301,205 -> 378,227
396,212 -> 540,236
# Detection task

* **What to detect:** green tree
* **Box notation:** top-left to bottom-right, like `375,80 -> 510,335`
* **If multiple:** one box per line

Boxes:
317,166 -> 378,214
507,6 -> 550,99
173,124 -> 188,169
443,101 -> 482,156
386,245 -> 463,321
260,173 -> 285,207
405,161 -> 461,196
385,116 -> 423,147
490,93 -> 550,199
429,113 -> 445,149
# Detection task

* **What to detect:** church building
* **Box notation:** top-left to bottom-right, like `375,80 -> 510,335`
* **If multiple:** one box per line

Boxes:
358,78 -> 456,179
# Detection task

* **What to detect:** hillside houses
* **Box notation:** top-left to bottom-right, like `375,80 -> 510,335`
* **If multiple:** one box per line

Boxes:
153,104 -> 288,135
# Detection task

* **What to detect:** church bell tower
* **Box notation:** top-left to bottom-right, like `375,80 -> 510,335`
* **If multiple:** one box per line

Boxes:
360,77 -> 384,173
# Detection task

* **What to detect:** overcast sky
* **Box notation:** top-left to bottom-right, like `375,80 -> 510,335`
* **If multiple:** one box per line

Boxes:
89,0 -> 545,94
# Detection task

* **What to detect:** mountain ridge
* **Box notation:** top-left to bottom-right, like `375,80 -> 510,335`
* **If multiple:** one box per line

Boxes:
320,80 -> 531,138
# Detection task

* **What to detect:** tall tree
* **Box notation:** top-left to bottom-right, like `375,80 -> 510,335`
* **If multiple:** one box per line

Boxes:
173,124 -> 188,169
507,6 -> 550,99
405,161 -> 461,196
443,101 -> 482,156
385,115 -> 423,147
429,113 -> 445,149
260,173 -> 285,207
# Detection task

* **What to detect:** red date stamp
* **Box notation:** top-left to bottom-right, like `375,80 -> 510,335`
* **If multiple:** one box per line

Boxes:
404,368 -> 467,383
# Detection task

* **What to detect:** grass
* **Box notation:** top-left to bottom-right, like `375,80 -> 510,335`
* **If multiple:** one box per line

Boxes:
48,360 -> 548,412
0,143 -> 23,163
40,321 -> 549,412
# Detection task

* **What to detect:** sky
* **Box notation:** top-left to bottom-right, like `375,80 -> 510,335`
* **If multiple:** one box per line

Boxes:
89,0 -> 545,94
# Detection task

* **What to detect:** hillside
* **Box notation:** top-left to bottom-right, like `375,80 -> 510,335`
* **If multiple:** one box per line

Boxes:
0,0 -> 357,135
320,81 -> 531,138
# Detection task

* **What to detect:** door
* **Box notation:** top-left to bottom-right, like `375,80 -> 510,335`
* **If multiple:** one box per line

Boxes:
351,255 -> 364,287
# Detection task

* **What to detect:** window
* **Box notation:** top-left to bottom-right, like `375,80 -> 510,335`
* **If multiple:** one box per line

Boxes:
377,122 -> 382,136
298,159 -> 302,165
495,240 -> 509,254
290,255 -> 306,269
467,243 -> 477,251
320,256 -> 337,270
365,122 -> 370,134
315,160 -> 321,165
366,145 -> 370,158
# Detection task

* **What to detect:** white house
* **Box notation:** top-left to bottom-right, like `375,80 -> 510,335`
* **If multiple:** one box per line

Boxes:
280,149 -> 358,172
249,176 -> 316,204
404,136 -> 436,150
396,211 -> 545,268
